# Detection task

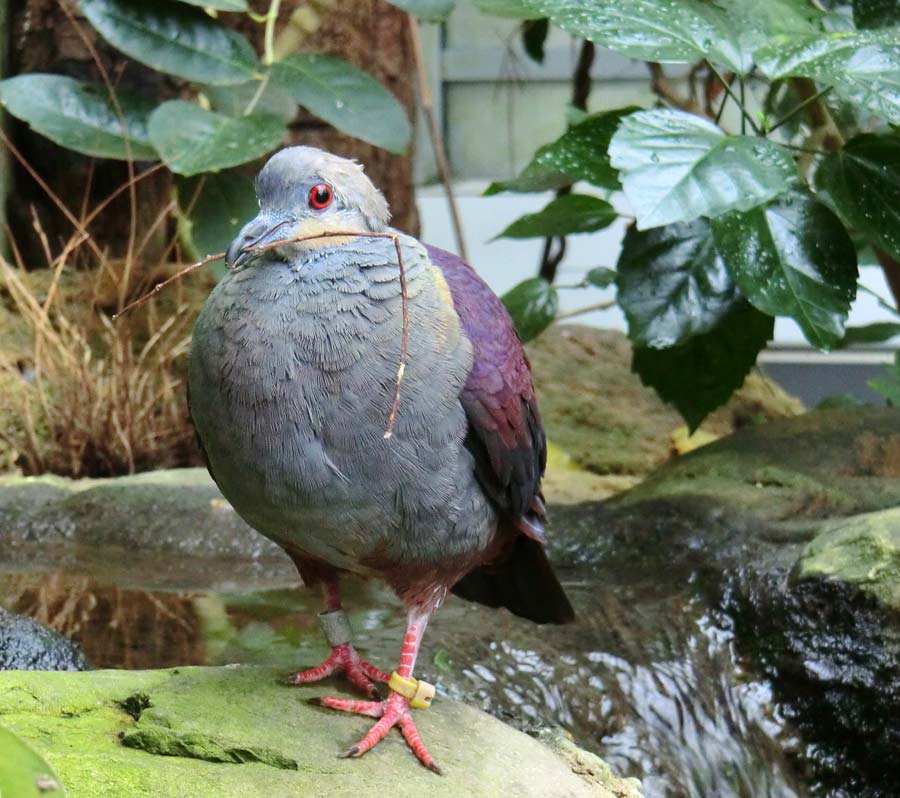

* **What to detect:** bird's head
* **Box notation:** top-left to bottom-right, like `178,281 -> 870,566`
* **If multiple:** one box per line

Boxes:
225,146 -> 391,270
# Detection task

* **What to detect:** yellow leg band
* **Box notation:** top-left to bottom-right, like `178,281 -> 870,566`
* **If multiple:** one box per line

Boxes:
388,671 -> 435,709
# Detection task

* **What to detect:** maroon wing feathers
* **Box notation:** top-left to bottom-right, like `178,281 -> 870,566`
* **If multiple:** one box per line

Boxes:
424,244 -> 546,523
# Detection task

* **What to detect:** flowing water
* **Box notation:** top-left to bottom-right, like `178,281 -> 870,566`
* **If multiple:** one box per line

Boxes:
0,547 -> 810,798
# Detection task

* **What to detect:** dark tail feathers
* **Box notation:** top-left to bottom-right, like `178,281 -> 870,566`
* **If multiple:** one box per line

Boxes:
451,535 -> 575,625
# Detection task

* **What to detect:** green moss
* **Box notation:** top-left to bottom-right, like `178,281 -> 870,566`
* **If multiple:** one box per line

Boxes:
0,666 -> 637,798
797,507 -> 900,610
121,726 -> 298,770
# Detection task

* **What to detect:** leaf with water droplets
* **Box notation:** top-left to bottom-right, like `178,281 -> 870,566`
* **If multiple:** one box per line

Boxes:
617,218 -> 739,348
756,29 -> 900,124
815,133 -> 900,263
515,0 -> 749,72
270,54 -> 411,154
495,194 -> 617,239
712,192 -> 858,350
633,301 -> 773,431
486,106 -> 638,195
609,109 -> 797,229
501,278 -> 559,342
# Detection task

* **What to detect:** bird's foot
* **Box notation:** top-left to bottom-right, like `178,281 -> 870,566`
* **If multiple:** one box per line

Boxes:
313,691 -> 441,774
286,643 -> 389,699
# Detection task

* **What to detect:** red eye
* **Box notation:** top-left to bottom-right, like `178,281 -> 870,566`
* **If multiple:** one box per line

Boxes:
308,183 -> 333,210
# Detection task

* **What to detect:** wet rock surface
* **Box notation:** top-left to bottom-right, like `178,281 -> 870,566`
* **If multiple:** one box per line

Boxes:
0,607 -> 87,671
555,407 -> 900,798
2,407 -> 899,797
0,666 -> 641,798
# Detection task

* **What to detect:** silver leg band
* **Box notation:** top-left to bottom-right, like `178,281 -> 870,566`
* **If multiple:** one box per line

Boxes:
318,609 -> 353,647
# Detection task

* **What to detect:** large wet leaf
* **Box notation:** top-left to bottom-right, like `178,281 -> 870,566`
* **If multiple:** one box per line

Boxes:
148,101 -> 284,176
756,30 -> 900,124
270,54 -> 411,154
486,106 -> 639,195
177,172 -> 258,273
712,192 -> 858,350
501,278 -> 558,342
633,301 -> 774,431
616,219 -> 738,349
815,133 -> 900,262
609,109 -> 797,229
0,74 -> 156,160
0,727 -> 66,798
513,0 -> 748,73
496,195 -> 617,239
81,0 -> 259,86
853,0 -> 900,28
386,0 -> 455,21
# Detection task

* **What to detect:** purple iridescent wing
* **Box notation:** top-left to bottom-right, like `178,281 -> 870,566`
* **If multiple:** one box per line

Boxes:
424,244 -> 546,525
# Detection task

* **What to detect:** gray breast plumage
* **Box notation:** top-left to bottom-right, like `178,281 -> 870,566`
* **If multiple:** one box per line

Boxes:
188,234 -> 496,575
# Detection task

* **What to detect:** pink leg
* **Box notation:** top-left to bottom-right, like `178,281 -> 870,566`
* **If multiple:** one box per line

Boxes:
312,609 -> 441,773
286,575 -> 389,698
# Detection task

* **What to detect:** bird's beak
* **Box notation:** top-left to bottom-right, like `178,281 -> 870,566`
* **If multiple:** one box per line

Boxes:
224,213 -> 294,270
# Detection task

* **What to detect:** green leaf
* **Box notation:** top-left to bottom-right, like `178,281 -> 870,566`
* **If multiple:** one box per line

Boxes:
712,192 -> 858,349
270,54 -> 411,154
756,30 -> 900,124
853,0 -> 900,28
486,106 -> 638,195
616,219 -> 738,348
869,352 -> 900,404
0,727 -> 66,798
495,194 -> 617,239
632,301 -> 774,431
522,18 -> 549,62
386,0 -> 455,20
837,322 -> 900,348
148,101 -> 284,176
174,0 -> 248,10
815,133 -> 900,262
609,109 -> 797,229
585,266 -> 617,287
501,277 -> 559,342
203,78 -> 296,121
81,0 -> 258,86
517,0 -> 748,73
474,0 -> 539,18
177,172 -> 259,275
0,74 -> 156,160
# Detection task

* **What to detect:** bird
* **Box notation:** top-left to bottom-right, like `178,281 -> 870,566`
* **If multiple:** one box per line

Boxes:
187,146 -> 574,773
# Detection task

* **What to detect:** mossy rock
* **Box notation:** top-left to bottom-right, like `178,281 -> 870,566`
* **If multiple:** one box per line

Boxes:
526,325 -> 804,479
0,666 -> 641,798
796,506 -> 900,609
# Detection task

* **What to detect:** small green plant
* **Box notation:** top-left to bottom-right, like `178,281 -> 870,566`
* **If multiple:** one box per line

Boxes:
0,0 -> 427,261
479,0 -> 900,428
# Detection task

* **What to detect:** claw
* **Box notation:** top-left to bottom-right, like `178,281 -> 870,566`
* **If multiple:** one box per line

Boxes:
287,642 -> 389,698
318,690 -> 441,772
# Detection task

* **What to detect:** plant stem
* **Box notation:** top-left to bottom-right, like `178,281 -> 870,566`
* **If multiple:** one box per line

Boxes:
243,72 -> 271,116
556,299 -> 617,320
706,62 -> 759,134
263,0 -> 283,66
408,15 -> 468,261
538,39 -> 595,282
768,85 -> 834,135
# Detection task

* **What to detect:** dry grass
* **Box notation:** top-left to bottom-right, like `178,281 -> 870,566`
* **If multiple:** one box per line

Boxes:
0,250 -> 201,477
